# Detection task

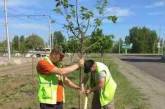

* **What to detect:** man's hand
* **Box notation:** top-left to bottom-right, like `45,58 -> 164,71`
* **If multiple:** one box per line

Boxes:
80,83 -> 86,93
78,58 -> 84,67
85,89 -> 92,95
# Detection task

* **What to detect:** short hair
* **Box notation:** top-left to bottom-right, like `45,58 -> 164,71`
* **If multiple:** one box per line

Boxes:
50,47 -> 62,55
84,60 -> 95,73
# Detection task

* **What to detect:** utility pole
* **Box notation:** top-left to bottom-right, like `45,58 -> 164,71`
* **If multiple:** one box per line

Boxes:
4,0 -> 11,61
48,16 -> 52,50
50,20 -> 55,49
163,36 -> 165,56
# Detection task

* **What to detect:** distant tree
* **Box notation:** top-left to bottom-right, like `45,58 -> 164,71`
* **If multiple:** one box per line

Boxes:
112,38 -> 124,53
52,31 -> 65,48
20,35 -> 27,53
25,34 -> 44,50
66,36 -> 80,53
102,35 -> 113,52
0,40 -> 7,53
90,29 -> 113,53
12,35 -> 20,51
126,27 -> 158,53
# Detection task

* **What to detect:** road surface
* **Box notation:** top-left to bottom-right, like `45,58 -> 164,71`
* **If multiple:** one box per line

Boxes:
112,55 -> 165,109
120,55 -> 165,82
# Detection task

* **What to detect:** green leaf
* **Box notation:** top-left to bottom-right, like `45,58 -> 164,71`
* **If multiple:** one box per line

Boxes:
107,16 -> 118,23
81,11 -> 93,20
71,8 -> 76,17
63,0 -> 69,8
95,19 -> 102,26
80,6 -> 88,12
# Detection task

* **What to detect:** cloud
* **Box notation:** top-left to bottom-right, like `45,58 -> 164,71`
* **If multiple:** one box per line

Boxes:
145,1 -> 165,8
0,0 -> 37,7
0,0 -> 40,15
106,7 -> 134,17
148,12 -> 164,15
0,0 -> 37,15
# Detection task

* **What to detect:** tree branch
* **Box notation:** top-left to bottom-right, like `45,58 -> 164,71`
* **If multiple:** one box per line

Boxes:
62,4 -> 80,39
84,19 -> 90,34
75,0 -> 82,37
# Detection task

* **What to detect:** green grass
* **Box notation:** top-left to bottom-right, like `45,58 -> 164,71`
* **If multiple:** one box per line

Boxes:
0,74 -> 38,109
0,56 -> 149,109
104,59 -> 148,109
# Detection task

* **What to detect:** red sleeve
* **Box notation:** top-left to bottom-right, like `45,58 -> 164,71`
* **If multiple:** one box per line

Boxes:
36,60 -> 55,74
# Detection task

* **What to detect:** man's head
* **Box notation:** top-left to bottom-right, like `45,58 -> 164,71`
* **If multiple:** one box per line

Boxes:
49,48 -> 64,63
84,60 -> 97,74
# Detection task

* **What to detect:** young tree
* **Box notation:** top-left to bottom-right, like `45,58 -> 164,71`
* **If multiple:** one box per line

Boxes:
54,0 -> 117,53
54,0 -> 117,107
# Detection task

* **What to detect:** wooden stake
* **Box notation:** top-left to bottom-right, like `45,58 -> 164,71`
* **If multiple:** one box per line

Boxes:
83,96 -> 88,109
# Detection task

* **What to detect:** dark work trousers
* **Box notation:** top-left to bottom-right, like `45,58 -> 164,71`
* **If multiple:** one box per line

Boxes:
91,91 -> 101,109
40,102 -> 63,109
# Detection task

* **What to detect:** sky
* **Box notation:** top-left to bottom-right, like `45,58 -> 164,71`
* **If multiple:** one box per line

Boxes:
0,0 -> 165,43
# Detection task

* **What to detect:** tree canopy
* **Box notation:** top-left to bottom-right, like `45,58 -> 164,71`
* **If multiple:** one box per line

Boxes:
125,27 -> 158,53
25,34 -> 44,50
54,0 -> 117,54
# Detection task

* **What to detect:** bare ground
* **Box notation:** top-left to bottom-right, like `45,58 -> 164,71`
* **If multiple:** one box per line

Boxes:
111,56 -> 165,109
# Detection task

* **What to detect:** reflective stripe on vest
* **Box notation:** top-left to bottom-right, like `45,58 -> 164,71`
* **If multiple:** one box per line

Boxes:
56,63 -> 65,103
96,62 -> 117,106
37,57 -> 64,104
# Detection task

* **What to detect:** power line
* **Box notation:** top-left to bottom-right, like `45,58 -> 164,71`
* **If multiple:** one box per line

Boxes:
3,14 -> 54,50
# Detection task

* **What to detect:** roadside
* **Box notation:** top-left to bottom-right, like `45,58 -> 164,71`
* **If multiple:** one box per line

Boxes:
103,59 -> 148,109
120,55 -> 165,81
111,56 -> 165,109
0,55 -> 150,109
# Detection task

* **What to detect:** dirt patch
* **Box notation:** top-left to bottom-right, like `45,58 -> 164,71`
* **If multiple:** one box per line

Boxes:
111,56 -> 165,109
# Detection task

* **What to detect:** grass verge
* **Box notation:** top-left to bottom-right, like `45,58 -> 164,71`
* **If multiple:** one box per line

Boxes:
0,56 -> 148,109
104,59 -> 148,109
63,56 -> 149,109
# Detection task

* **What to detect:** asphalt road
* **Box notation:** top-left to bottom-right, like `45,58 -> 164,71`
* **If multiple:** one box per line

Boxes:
120,55 -> 165,82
